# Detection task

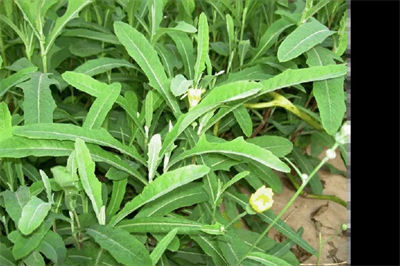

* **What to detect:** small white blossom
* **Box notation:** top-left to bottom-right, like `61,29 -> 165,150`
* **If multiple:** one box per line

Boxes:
249,186 -> 274,213
326,149 -> 337,160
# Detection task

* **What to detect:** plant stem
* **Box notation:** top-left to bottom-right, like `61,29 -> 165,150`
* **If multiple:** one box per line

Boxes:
244,92 -> 323,130
226,211 -> 247,229
235,143 -> 339,265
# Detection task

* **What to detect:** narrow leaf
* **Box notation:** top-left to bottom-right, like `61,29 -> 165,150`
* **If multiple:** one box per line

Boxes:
191,235 -> 227,266
110,165 -> 210,226
147,134 -> 162,182
37,230 -> 67,265
194,13 -> 209,83
247,136 -> 293,157
150,228 -> 178,266
0,67 -> 39,98
87,224 -> 152,266
277,18 -> 335,62
73,58 -> 138,77
106,178 -> 128,218
168,32 -> 195,79
145,90 -> 154,128
247,252 -> 291,266
3,186 -> 30,224
232,105 -> 252,137
75,139 -> 104,224
169,134 -> 290,173
83,83 -> 121,129
18,196 -> 52,235
114,21 -> 180,114
170,74 -> 193,97
0,243 -> 16,266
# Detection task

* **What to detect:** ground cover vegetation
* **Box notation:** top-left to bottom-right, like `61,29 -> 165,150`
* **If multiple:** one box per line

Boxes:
0,0 -> 348,265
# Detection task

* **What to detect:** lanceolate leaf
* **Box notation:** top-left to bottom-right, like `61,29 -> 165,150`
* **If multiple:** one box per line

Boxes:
86,224 -> 152,266
14,123 -> 146,165
0,102 -> 12,134
232,105 -> 252,137
247,252 -> 292,266
191,235 -> 227,266
277,18 -> 335,62
194,13 -> 209,83
307,46 -> 346,135
75,139 -> 104,224
247,136 -> 293,157
83,83 -> 121,129
62,29 -> 120,44
110,165 -> 210,226
252,18 -> 294,62
106,178 -> 128,218
168,32 -> 195,79
73,58 -> 138,77
169,134 -> 290,173
136,182 -> 208,218
147,134 -> 162,182
17,72 -> 58,124
18,196 -> 52,235
114,21 -> 181,114
150,228 -> 178,266
0,136 -> 146,184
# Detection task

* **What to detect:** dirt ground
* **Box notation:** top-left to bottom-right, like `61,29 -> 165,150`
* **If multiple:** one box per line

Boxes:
269,147 -> 348,265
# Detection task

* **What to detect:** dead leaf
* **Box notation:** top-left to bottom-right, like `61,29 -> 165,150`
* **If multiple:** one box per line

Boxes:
311,201 -> 329,218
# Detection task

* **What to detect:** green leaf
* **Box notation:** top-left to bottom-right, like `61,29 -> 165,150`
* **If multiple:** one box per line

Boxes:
18,196 -> 52,235
14,123 -> 146,165
147,134 -> 162,182
17,72 -> 58,124
247,136 -> 293,157
0,55 -> 2,69
0,243 -> 16,266
226,14 -> 234,54
0,136 -> 145,184
252,18 -> 294,62
169,134 -> 290,173
75,138 -> 104,224
191,235 -> 227,265
145,90 -> 154,128
238,40 -> 250,66
233,105 -> 252,137
83,83 -> 121,129
220,171 -> 250,195
307,47 -> 346,135
168,32 -> 195,79
0,67 -> 38,98
247,252 -> 291,266
0,102 -> 12,135
114,21 -> 180,114
73,57 -> 138,77
106,178 -> 128,218
161,81 -> 262,155
87,224 -> 152,266
194,13 -> 209,83
10,214 -> 55,260
37,230 -> 66,265
336,10 -> 348,57
39,170 -> 52,203
110,165 -> 210,226
260,64 -> 347,95
150,228 -> 178,266
45,0 -> 93,54
170,74 -> 193,97
69,39 -> 104,57
62,28 -> 120,44
3,186 -> 30,224
149,0 -> 163,41
136,183 -> 208,218
22,251 -> 45,266
277,18 -> 335,62
6,58 -> 36,72
299,0 -> 331,24
118,217 -> 207,234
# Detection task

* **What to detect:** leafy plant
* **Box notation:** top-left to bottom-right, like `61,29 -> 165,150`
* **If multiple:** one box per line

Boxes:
0,0 -> 348,265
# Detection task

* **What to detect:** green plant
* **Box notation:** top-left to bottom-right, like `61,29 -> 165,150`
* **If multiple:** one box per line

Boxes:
0,0 -> 348,265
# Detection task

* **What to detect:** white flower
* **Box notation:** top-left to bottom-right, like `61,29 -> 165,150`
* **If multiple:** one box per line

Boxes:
334,121 -> 349,144
249,186 -> 274,213
187,88 -> 205,109
326,149 -> 337,160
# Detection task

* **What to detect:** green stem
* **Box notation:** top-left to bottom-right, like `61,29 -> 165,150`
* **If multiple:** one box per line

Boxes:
226,211 -> 247,229
235,143 -> 339,265
244,92 -> 323,130
317,232 -> 323,266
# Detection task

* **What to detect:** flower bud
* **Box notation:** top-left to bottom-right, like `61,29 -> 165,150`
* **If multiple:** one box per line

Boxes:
249,186 -> 274,213
301,174 -> 308,183
341,223 -> 348,231
326,149 -> 337,160
187,88 -> 205,109
334,121 -> 349,145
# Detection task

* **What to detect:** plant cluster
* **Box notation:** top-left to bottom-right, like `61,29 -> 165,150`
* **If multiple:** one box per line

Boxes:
0,0 -> 348,265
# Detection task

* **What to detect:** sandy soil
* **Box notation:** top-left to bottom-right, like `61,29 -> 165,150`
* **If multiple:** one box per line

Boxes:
268,147 -> 348,265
